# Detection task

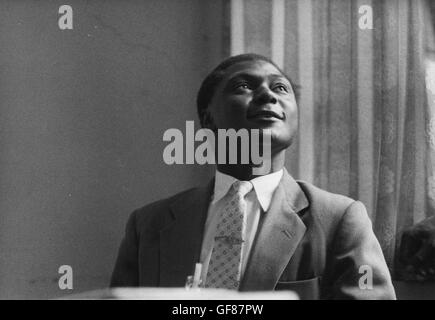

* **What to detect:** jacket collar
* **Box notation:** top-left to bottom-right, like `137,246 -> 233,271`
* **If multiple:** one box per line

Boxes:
159,179 -> 214,287
239,169 -> 309,291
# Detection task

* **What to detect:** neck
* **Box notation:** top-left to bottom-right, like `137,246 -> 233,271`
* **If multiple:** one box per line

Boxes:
216,149 -> 286,181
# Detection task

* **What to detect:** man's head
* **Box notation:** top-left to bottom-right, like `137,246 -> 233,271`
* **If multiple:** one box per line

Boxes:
196,53 -> 299,153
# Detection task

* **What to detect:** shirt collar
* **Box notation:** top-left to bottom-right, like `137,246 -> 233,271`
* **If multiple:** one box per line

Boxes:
212,169 -> 284,212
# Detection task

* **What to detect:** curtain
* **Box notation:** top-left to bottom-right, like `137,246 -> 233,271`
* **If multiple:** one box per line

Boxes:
217,0 -> 433,279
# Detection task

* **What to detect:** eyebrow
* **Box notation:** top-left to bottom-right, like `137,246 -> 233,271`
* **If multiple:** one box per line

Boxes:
226,73 -> 291,86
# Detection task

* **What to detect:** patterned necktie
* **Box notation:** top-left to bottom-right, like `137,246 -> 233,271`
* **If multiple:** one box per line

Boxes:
205,180 -> 253,290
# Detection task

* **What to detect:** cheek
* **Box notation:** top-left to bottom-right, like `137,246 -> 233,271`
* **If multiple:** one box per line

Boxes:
225,95 -> 250,112
289,106 -> 298,123
215,97 -> 249,121
283,99 -> 298,117
282,102 -> 298,134
284,100 -> 298,120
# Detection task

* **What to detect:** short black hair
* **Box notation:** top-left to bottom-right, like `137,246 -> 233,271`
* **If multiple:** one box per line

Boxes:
196,53 -> 300,127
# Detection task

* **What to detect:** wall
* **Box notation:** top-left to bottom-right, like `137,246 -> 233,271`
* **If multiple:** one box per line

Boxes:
0,0 -> 223,299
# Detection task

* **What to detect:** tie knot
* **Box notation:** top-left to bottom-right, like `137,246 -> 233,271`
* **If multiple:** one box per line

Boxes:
231,180 -> 253,197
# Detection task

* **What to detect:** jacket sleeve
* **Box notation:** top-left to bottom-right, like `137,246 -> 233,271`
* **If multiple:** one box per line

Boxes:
110,210 -> 139,287
323,201 -> 396,299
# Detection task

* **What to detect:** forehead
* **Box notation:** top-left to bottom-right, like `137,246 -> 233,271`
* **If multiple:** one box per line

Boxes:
220,60 -> 286,82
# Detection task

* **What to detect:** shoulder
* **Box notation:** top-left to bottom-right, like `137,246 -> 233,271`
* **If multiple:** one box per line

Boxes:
296,180 -> 356,212
136,187 -> 198,214
127,187 -> 200,234
295,180 -> 368,232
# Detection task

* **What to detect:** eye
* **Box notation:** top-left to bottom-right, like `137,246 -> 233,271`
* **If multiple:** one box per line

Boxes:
234,82 -> 252,90
273,83 -> 289,93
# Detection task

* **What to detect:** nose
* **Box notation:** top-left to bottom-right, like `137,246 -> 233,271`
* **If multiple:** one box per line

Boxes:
253,86 -> 277,105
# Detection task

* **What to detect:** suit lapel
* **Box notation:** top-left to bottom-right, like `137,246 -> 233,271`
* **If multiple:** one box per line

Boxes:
240,170 -> 309,291
159,180 -> 214,286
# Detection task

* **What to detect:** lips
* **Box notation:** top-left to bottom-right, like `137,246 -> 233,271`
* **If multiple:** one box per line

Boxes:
247,109 -> 285,120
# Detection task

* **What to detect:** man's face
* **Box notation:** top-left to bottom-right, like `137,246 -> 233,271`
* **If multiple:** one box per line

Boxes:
205,60 -> 298,152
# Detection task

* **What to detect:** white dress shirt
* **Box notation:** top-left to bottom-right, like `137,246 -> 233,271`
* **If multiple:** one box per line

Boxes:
199,169 -> 284,285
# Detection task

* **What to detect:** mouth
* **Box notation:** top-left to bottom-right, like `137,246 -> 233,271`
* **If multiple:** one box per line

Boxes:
247,110 -> 285,121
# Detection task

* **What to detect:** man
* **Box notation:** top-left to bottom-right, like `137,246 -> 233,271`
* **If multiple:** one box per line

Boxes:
110,53 -> 396,299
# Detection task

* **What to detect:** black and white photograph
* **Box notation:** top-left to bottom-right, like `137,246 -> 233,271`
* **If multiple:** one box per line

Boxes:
0,0 -> 435,305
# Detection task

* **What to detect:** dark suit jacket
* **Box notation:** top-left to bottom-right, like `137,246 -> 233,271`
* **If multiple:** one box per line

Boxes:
110,170 -> 396,299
